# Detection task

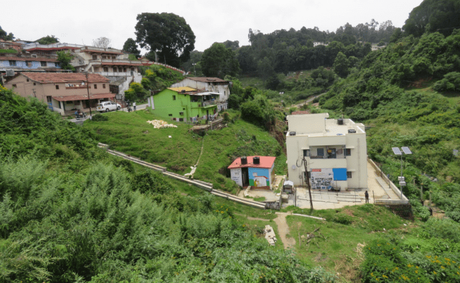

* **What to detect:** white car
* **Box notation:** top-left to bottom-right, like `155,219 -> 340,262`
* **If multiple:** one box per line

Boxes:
96,101 -> 121,112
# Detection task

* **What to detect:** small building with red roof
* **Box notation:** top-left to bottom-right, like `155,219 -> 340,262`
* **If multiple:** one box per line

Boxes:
228,156 -> 276,188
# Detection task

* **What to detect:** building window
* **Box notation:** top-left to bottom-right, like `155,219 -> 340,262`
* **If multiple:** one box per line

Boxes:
347,171 -> 353,178
26,78 -> 29,82
94,84 -> 97,89
103,84 -> 106,89
173,95 -> 176,100
179,112 -> 184,116
55,85 -> 59,90
303,149 -> 310,157
33,83 -> 36,85
345,149 -> 351,156
168,114 -> 172,116
92,55 -> 98,60
25,61 -> 32,67
55,63 -> 59,67
12,84 -> 17,88
103,67 -> 108,72
41,61 -> 46,67
317,148 -> 324,156
9,60 -> 16,66
46,96 -> 52,103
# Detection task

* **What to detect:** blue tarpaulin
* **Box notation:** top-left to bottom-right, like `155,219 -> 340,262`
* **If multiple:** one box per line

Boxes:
333,168 -> 347,181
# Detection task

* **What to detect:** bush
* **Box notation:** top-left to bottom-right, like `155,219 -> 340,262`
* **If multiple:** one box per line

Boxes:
91,114 -> 108,121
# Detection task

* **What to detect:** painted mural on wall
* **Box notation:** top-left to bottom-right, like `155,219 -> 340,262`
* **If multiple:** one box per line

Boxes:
311,168 -> 333,190
249,168 -> 270,187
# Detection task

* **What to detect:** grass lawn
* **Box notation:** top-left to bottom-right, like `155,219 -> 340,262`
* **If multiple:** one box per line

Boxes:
284,204 -> 413,282
84,109 -> 286,194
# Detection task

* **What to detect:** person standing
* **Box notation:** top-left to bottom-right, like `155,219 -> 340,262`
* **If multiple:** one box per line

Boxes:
133,101 -> 136,111
365,190 -> 369,203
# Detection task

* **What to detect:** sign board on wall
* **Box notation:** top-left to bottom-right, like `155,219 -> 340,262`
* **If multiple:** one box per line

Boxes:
230,168 -> 242,187
311,168 -> 333,190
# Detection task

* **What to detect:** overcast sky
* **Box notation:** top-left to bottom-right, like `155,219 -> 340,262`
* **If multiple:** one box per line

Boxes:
2,0 -> 423,52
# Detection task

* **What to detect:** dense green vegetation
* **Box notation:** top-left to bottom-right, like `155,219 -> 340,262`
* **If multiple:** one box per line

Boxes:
0,86 -> 336,282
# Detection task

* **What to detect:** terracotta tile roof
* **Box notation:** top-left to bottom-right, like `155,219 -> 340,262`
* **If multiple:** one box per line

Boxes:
21,72 -> 110,84
187,77 -> 228,83
53,93 -> 115,101
0,56 -> 58,62
228,156 -> 276,169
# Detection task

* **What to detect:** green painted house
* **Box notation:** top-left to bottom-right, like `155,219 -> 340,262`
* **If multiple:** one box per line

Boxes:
152,87 -> 219,122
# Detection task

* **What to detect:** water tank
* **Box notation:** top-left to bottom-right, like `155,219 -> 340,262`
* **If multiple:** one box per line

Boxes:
253,156 -> 260,165
241,156 -> 247,165
338,118 -> 344,125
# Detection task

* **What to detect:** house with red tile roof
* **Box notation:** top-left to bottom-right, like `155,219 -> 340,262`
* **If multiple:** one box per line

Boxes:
5,72 -> 115,116
228,156 -> 276,188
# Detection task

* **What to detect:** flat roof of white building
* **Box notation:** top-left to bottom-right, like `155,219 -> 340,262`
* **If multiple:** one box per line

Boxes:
286,113 -> 365,137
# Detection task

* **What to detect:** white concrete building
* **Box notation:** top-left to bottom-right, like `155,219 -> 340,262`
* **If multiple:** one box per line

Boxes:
170,77 -> 230,111
286,113 -> 368,191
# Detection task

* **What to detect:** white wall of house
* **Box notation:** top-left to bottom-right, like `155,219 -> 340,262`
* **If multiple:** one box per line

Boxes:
286,113 -> 368,190
171,78 -> 230,102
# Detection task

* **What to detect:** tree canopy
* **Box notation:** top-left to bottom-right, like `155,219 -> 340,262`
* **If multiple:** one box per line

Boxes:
36,35 -> 59,44
122,38 -> 140,57
92,37 -> 111,48
404,0 -> 460,37
0,25 -> 14,40
135,13 -> 195,68
56,51 -> 74,71
201,43 -> 240,78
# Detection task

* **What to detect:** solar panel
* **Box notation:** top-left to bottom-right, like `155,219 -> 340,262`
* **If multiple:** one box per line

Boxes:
401,147 -> 412,155
392,147 -> 402,155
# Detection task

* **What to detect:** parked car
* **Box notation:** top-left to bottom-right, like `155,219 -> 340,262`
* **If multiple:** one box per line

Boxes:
96,101 -> 121,112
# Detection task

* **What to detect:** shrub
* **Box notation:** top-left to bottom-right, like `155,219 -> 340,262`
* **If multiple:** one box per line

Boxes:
91,114 -> 108,121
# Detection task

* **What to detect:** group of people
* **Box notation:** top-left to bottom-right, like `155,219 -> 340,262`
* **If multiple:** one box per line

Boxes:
74,109 -> 86,119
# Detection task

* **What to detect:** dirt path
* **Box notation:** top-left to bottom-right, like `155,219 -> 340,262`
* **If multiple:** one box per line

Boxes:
274,212 -> 296,250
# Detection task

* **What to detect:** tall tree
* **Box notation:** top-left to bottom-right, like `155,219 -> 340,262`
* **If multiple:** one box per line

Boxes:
93,37 -> 111,48
201,43 -> 240,78
135,12 -> 195,68
0,25 -> 14,40
404,0 -> 460,37
122,38 -> 140,57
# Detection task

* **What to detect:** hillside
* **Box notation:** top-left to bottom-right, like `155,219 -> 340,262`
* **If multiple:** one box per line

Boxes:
2,86 -> 340,282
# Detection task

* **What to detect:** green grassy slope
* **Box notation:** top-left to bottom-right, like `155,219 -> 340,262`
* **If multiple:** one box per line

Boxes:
83,109 -> 286,193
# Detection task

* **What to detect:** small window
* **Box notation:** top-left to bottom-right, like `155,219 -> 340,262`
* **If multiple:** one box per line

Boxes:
317,148 -> 324,156
94,84 -> 97,89
179,118 -> 184,122
27,78 -> 29,82
46,96 -> 52,103
347,172 -> 353,178
303,149 -> 310,157
179,112 -> 184,116
41,61 -> 46,67
345,149 -> 351,156
9,60 -> 16,66
168,114 -> 172,116
183,108 -> 185,110
173,95 -> 176,100
33,83 -> 36,85
103,84 -> 106,89
92,55 -> 98,60
12,84 -> 17,88
55,85 -> 59,90
103,67 -> 108,72
25,61 -> 32,67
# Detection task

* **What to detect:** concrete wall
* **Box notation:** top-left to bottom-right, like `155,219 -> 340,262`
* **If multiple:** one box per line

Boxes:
287,113 -> 329,133
286,115 -> 368,190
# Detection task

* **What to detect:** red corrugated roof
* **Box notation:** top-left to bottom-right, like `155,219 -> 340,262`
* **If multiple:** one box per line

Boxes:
21,72 -> 110,83
228,156 -> 276,169
53,93 -> 115,101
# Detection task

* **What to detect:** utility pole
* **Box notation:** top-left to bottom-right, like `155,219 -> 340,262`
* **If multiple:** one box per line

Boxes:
85,72 -> 92,117
303,156 -> 313,212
